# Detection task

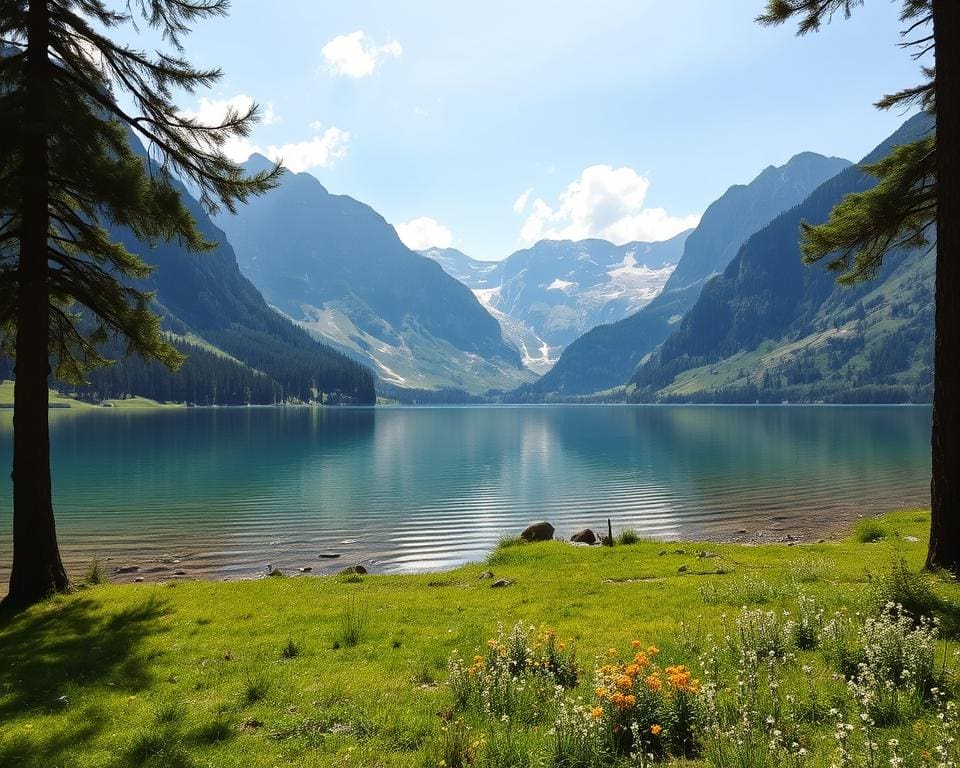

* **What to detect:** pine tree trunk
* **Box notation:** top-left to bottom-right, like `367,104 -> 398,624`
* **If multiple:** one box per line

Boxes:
4,0 -> 68,606
926,0 -> 960,573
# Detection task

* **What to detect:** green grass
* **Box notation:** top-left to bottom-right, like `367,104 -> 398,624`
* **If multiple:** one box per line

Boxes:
0,379 -> 182,409
854,516 -> 889,542
1,509 -> 957,767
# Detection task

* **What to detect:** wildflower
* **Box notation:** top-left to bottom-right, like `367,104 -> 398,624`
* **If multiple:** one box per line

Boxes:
631,640 -> 643,649
607,648 -> 619,657
650,724 -> 662,736
645,673 -> 662,692
591,707 -> 603,719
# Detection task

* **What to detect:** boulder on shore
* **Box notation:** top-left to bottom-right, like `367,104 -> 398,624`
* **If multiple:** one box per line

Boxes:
520,521 -> 555,542
570,528 -> 597,545
339,565 -> 368,576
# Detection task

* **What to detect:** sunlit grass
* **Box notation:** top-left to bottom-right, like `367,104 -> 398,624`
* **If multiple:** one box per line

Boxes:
0,509 -> 955,767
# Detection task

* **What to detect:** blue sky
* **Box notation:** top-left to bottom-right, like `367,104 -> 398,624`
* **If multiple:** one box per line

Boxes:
163,0 -> 927,261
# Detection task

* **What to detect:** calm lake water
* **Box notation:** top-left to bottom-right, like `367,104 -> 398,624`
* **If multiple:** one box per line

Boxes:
0,405 -> 933,582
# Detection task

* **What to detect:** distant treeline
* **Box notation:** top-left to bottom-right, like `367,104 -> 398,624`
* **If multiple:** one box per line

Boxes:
378,384 -> 500,405
0,330 -> 377,406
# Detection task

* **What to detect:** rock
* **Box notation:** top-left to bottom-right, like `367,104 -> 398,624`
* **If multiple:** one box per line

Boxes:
318,553 -> 342,559
520,521 -> 554,542
56,695 -> 68,705
267,568 -> 284,577
298,566 -> 313,573
478,570 -> 495,580
570,528 -> 597,545
490,578 -> 514,588
696,551 -> 719,559
134,577 -> 144,583
735,529 -> 748,535
339,565 -> 368,576
173,570 -> 187,576
658,550 -> 667,556
113,565 -> 140,574
673,549 -> 686,555
904,535 -> 920,543
677,565 -> 689,573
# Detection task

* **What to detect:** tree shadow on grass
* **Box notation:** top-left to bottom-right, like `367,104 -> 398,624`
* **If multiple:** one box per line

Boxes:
0,593 -> 170,764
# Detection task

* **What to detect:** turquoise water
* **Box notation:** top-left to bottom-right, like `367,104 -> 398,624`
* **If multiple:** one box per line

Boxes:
0,405 -> 932,581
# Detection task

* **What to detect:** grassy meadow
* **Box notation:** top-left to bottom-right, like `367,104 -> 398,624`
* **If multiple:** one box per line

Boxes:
2,510 -> 958,767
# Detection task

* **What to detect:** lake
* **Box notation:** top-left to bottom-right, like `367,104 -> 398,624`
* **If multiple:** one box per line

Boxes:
0,405 -> 933,583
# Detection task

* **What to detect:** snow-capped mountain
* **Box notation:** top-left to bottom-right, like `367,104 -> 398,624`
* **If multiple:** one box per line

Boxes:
421,232 -> 689,373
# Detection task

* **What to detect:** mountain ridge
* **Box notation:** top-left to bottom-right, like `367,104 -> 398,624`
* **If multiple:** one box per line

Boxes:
515,150 -> 854,397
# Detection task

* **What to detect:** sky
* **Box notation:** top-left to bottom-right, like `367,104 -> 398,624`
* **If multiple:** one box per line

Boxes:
134,0 -> 929,261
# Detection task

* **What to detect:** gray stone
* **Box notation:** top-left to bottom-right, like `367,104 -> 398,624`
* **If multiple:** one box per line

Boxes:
520,521 -> 555,542
570,528 -> 597,545
318,553 -> 342,559
490,578 -> 514,588
113,565 -> 140,574
478,570 -> 495,580
339,565 -> 368,576
298,566 -> 313,573
677,565 -> 689,573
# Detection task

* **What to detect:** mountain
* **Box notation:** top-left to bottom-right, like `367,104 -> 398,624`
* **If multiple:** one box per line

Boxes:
422,233 -> 688,374
418,247 -> 500,289
216,157 -> 533,393
629,112 -> 934,404
521,151 -> 853,396
28,138 -> 377,406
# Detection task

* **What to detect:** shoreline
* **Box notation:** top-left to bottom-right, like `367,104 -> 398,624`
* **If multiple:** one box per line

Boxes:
1,505 -> 921,594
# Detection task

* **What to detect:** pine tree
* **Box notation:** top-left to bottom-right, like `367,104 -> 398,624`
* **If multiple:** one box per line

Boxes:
0,0 -> 279,607
758,0 -> 959,571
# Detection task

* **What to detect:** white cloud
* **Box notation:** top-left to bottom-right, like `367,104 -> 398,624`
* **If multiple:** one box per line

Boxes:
262,128 -> 350,173
395,217 -> 454,250
321,30 -> 402,78
182,95 -> 350,173
519,165 -> 700,245
513,187 -> 533,214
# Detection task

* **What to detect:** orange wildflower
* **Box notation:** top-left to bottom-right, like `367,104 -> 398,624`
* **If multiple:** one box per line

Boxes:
650,724 -> 663,736
592,707 -> 604,719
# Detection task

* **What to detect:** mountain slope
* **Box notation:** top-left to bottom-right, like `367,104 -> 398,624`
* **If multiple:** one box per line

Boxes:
39,138 -> 377,405
522,151 -> 853,396
418,247 -> 501,289
217,157 -> 532,393
422,234 -> 688,374
630,112 -> 934,404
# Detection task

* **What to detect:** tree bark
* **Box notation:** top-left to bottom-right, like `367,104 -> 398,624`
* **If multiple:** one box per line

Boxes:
4,0 -> 68,607
927,0 -> 960,572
